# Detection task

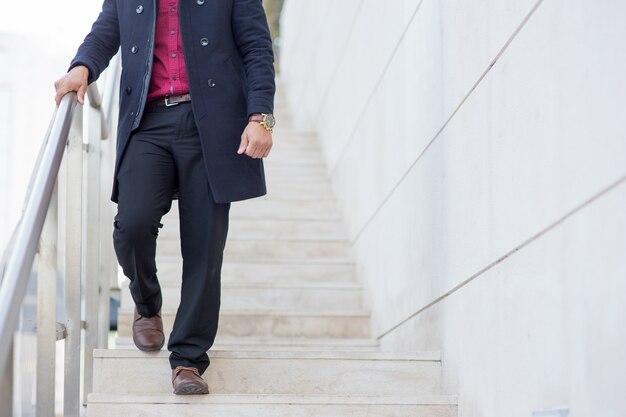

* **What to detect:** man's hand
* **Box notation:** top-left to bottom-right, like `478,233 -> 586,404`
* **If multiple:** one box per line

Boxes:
238,121 -> 273,159
54,66 -> 89,106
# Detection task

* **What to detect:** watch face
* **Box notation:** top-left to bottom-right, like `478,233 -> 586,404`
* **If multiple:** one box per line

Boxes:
264,114 -> 276,128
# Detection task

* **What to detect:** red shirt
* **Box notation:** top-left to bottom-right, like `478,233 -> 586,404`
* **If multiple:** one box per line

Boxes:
147,0 -> 190,101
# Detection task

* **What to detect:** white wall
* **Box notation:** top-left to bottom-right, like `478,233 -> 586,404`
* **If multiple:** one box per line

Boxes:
280,0 -> 626,415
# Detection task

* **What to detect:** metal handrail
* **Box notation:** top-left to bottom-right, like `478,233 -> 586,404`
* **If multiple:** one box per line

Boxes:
0,93 -> 78,376
0,56 -> 121,416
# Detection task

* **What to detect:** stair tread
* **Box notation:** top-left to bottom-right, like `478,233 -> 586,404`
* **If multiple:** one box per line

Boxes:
169,215 -> 343,221
114,336 -> 380,347
114,344 -> 380,352
94,349 -> 440,361
121,280 -> 362,290
89,393 -> 457,405
118,310 -> 370,339
163,218 -> 350,240
154,270 -> 359,284
119,308 -> 371,317
92,351 -> 440,396
157,258 -> 356,265
225,235 -> 347,241
163,236 -> 351,243
159,239 -> 352,260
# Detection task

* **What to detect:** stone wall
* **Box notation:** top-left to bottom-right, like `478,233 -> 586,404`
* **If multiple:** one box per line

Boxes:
279,0 -> 626,415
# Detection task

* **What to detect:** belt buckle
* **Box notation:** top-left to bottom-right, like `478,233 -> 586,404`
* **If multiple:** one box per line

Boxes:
164,96 -> 179,107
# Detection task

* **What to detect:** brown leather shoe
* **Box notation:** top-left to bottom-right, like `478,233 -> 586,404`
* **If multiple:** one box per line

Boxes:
172,366 -> 209,395
132,308 -> 165,352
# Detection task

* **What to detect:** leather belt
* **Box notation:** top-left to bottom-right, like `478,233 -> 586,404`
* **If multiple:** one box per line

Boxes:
150,93 -> 192,108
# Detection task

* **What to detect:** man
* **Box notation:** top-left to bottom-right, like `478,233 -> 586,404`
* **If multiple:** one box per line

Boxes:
53,0 -> 276,395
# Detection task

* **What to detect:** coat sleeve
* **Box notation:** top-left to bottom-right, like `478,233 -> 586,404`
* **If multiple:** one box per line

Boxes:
231,0 -> 276,117
69,0 -> 120,84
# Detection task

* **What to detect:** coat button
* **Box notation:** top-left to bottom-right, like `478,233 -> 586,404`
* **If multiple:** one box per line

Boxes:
136,5 -> 143,13
131,45 -> 138,54
200,38 -> 209,47
130,111 -> 135,116
196,0 -> 205,4
126,87 -> 132,95
207,79 -> 216,88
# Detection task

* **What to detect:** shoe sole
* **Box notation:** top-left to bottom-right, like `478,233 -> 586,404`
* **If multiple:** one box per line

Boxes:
173,383 -> 209,395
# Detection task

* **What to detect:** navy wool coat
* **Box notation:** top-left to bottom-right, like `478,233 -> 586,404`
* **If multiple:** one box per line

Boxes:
70,0 -> 275,203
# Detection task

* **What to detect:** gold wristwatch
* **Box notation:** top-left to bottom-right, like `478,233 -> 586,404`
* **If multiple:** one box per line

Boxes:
249,113 -> 276,133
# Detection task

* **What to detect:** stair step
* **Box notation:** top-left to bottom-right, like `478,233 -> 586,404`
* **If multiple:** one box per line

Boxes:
117,310 -> 370,339
263,165 -> 328,178
262,180 -> 333,198
263,172 -> 330,183
163,198 -> 340,222
114,337 -> 380,351
230,201 -> 340,220
269,143 -> 323,153
267,157 -> 326,167
263,158 -> 324,168
91,350 -> 442,396
175,198 -> 341,219
265,182 -> 333,198
120,281 -> 363,311
157,256 -> 354,268
156,238 -> 351,260
155,261 -> 357,285
161,218 -> 349,241
88,394 -> 457,417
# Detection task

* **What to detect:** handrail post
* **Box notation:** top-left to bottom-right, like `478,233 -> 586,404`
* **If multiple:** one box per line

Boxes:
98,123 -> 115,348
64,105 -> 84,417
0,344 -> 13,417
83,98 -> 103,404
37,183 -> 58,417
99,67 -> 120,347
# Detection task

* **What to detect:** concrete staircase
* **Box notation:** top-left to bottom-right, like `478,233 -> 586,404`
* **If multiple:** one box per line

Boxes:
86,91 -> 457,416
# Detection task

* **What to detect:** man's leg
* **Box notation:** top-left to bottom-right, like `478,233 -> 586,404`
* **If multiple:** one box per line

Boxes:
167,105 -> 230,376
113,111 -> 176,321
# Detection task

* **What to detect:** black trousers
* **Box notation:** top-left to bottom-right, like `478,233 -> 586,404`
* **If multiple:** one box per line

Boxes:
112,102 -> 230,374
